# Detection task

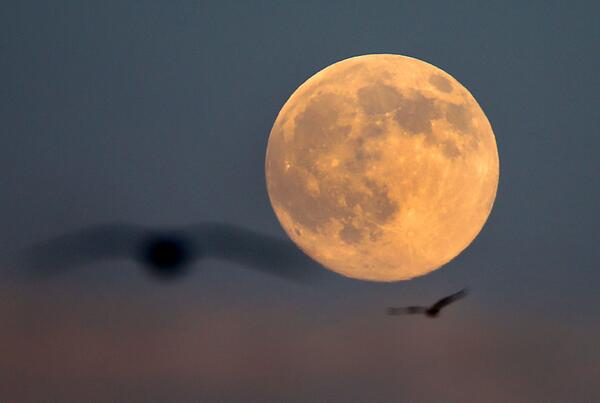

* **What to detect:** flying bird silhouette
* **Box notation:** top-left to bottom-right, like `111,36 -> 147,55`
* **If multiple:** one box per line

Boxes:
14,222 -> 321,282
386,289 -> 469,318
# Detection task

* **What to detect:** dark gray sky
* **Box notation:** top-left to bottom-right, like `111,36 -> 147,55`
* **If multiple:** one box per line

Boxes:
1,1 -> 599,401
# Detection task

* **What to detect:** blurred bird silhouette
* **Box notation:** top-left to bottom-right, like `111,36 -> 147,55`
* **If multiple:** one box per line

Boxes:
386,289 -> 469,318
15,222 -> 321,282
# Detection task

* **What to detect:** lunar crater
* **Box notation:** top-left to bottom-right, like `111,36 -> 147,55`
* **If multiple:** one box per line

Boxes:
393,91 -> 440,136
429,73 -> 453,93
445,102 -> 473,133
357,82 -> 404,115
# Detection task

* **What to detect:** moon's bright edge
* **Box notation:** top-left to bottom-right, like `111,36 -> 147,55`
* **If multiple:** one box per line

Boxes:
265,54 -> 499,281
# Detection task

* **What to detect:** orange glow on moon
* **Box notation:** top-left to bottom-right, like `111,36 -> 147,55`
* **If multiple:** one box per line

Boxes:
265,54 -> 499,281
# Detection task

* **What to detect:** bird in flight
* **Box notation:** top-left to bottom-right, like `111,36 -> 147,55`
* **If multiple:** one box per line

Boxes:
386,289 -> 469,318
13,222 -> 320,282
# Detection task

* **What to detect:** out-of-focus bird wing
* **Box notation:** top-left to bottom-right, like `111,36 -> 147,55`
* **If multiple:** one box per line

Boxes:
12,221 -> 329,283
18,223 -> 149,275
180,222 -> 322,282
430,288 -> 469,311
386,306 -> 428,315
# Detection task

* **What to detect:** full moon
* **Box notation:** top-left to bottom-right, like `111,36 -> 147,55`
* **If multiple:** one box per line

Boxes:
265,54 -> 499,281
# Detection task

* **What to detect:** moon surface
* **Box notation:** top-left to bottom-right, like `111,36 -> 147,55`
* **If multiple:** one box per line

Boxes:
265,54 -> 499,281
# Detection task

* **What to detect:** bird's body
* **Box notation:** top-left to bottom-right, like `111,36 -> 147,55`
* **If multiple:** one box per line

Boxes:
387,289 -> 469,318
140,234 -> 193,279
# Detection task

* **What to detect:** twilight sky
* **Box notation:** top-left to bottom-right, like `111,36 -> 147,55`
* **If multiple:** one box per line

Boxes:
1,1 -> 599,401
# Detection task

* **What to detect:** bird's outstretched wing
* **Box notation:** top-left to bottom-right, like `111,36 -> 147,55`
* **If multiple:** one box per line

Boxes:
16,223 -> 149,276
386,306 -> 428,315
180,222 -> 321,282
430,288 -> 469,311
